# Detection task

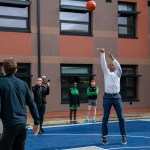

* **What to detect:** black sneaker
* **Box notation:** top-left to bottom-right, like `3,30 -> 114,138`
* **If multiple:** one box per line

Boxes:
122,136 -> 127,144
74,121 -> 77,124
70,120 -> 74,124
102,136 -> 108,145
40,128 -> 45,133
38,130 -> 43,134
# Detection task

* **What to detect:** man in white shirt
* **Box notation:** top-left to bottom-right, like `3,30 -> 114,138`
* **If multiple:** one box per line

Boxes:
97,48 -> 127,145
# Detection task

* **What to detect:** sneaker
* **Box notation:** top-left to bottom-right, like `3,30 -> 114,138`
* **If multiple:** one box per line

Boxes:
84,119 -> 89,124
92,119 -> 97,123
102,136 -> 108,145
122,136 -> 127,145
38,130 -> 43,134
40,128 -> 45,133
70,120 -> 74,124
74,121 -> 78,124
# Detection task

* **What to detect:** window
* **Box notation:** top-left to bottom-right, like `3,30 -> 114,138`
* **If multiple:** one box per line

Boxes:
0,0 -> 31,32
106,0 -> 112,3
15,63 -> 32,87
0,63 -> 32,88
120,65 -> 141,102
60,0 -> 92,36
148,1 -> 150,7
118,2 -> 140,38
61,64 -> 95,104
60,0 -> 87,7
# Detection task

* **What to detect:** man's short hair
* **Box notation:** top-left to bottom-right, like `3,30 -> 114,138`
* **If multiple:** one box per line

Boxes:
3,57 -> 17,75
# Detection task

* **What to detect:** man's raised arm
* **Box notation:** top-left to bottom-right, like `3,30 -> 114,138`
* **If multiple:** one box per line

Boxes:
97,48 -> 109,74
108,51 -> 122,78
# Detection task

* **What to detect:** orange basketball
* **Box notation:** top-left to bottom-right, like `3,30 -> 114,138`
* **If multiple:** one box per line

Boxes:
86,0 -> 96,11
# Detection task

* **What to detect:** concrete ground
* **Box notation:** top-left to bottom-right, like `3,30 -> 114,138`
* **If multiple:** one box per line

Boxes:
0,108 -> 150,134
27,108 -> 150,126
1,108 -> 150,132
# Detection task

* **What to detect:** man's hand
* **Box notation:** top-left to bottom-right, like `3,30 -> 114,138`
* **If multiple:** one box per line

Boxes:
33,125 -> 40,136
108,51 -> 115,61
96,48 -> 105,53
47,82 -> 50,87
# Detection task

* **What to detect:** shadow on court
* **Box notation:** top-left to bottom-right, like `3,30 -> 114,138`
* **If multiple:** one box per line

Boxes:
26,119 -> 150,150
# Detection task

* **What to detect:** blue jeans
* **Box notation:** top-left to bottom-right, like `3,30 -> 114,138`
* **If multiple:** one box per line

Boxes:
102,93 -> 126,136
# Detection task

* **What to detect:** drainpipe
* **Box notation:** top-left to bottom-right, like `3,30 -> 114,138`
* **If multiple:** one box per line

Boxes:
37,0 -> 41,77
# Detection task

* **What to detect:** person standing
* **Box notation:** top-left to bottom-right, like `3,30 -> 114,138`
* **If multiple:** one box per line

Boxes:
97,48 -> 127,145
0,57 -> 40,150
68,82 -> 80,124
84,80 -> 99,123
32,77 -> 50,134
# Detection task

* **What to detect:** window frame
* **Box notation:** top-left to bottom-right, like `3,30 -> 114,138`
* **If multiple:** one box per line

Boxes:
106,0 -> 112,3
120,65 -> 141,102
148,1 -> 150,7
118,15 -> 136,38
59,0 -> 92,36
0,63 -> 32,88
0,0 -> 31,7
60,64 -> 95,104
118,2 -> 139,38
0,1 -> 31,32
60,0 -> 88,7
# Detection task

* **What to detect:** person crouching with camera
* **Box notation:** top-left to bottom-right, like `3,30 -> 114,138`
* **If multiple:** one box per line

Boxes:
32,77 -> 50,134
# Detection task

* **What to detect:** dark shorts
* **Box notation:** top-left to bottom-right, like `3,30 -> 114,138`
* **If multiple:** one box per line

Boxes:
88,99 -> 97,106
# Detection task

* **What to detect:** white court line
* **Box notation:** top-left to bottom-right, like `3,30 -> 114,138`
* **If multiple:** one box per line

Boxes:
34,134 -> 150,139
108,135 -> 150,139
39,134 -> 101,136
64,146 -> 106,150
28,122 -> 100,129
108,146 -> 150,149
28,118 -> 145,129
137,119 -> 150,122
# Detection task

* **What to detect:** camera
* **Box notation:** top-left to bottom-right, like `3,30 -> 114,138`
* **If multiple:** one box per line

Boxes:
42,75 -> 50,85
42,75 -> 47,80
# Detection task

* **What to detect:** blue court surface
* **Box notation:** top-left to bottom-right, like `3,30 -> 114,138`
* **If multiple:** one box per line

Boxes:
26,119 -> 150,150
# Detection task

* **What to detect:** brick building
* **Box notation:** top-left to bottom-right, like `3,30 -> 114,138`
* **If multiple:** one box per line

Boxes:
0,0 -> 150,112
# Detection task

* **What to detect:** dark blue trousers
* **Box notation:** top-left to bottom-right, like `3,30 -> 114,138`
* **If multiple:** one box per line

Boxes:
0,124 -> 27,150
102,93 -> 126,136
37,104 -> 46,129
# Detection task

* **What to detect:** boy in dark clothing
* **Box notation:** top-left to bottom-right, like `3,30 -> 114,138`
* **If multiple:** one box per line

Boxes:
0,57 -> 40,150
68,82 -> 80,124
84,80 -> 99,123
32,77 -> 50,134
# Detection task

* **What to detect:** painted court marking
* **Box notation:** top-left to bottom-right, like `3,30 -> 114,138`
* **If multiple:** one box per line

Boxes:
34,134 -> 150,139
64,146 -> 106,150
41,134 -> 101,136
26,119 -> 150,150
109,146 -> 150,149
138,119 -> 150,122
28,119 -> 146,129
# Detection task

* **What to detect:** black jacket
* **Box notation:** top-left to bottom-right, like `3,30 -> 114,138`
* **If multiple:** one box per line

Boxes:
0,74 -> 40,126
32,84 -> 49,105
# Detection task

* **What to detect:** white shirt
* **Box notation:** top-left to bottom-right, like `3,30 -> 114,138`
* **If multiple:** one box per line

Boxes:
101,52 -> 122,94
